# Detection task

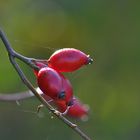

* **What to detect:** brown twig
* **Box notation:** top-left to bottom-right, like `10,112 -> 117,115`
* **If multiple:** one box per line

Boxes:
0,28 -> 92,140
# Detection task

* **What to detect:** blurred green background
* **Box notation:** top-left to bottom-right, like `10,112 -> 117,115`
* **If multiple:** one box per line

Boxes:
0,0 -> 140,140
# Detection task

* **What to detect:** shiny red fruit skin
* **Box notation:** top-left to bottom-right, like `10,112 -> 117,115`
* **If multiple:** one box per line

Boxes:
37,67 -> 63,100
56,97 -> 88,119
33,62 -> 47,76
37,67 -> 73,104
57,73 -> 73,105
48,48 -> 91,72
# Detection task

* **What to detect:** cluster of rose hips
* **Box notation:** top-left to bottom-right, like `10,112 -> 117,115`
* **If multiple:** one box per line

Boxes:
33,48 -> 93,120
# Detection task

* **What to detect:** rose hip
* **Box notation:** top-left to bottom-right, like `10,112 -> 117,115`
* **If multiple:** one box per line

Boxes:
56,97 -> 89,120
47,48 -> 93,72
37,67 -> 73,105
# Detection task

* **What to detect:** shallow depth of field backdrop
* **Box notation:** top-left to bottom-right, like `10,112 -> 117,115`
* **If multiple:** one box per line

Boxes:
0,0 -> 140,140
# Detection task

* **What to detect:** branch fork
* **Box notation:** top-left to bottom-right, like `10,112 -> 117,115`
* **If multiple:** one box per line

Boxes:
0,28 -> 92,140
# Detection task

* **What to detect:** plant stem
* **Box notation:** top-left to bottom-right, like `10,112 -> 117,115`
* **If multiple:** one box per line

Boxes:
0,28 -> 92,140
0,90 -> 35,101
0,29 -> 39,70
0,87 -> 42,102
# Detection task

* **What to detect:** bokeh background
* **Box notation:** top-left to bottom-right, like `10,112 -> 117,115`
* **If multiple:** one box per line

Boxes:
0,0 -> 140,140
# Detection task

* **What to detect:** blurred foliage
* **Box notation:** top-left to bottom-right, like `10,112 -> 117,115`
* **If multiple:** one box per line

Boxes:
0,0 -> 140,140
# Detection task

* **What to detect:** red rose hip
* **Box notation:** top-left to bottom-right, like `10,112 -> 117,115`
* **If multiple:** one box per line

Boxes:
37,67 -> 64,100
37,67 -> 73,104
47,48 -> 93,72
56,97 -> 89,120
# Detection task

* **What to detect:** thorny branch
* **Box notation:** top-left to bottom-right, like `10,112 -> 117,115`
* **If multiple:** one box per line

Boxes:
0,28 -> 92,140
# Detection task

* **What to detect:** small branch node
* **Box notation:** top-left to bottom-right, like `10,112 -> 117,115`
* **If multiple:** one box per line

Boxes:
36,104 -> 44,113
71,124 -> 77,128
